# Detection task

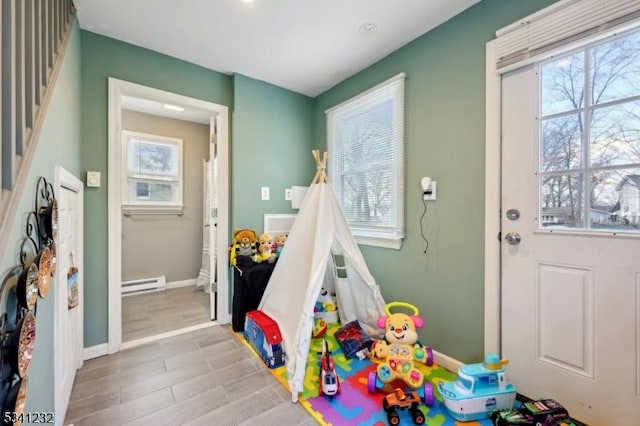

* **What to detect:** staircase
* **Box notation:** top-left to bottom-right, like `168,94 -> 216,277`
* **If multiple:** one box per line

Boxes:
0,0 -> 76,250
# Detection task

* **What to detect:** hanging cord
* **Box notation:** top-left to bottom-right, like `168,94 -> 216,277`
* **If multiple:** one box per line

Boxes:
419,198 -> 429,254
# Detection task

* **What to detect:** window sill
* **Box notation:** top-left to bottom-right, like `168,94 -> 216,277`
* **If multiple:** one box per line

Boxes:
353,231 -> 403,250
122,205 -> 184,216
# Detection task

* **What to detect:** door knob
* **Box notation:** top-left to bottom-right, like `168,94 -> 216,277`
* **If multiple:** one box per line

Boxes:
504,232 -> 521,245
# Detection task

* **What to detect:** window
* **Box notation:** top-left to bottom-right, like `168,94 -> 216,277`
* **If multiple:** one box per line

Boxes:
538,29 -> 640,232
326,73 -> 405,249
122,130 -> 183,214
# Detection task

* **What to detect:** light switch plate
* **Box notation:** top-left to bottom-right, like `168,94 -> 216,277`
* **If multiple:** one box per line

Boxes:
87,171 -> 101,188
261,186 -> 270,200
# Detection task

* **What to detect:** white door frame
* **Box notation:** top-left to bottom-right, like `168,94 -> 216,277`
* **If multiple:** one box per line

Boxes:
53,166 -> 84,424
484,40 -> 501,355
107,78 -> 230,354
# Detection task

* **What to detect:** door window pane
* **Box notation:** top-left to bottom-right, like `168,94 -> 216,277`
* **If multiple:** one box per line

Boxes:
541,52 -> 585,116
590,167 -> 640,230
541,113 -> 583,171
591,33 -> 640,105
590,101 -> 640,167
540,173 -> 584,229
539,29 -> 640,233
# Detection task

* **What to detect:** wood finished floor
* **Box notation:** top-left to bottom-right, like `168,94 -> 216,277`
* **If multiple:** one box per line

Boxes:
122,286 -> 211,342
64,325 -> 316,426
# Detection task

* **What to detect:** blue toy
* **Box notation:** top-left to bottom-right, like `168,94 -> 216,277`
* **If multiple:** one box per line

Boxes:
438,353 -> 516,421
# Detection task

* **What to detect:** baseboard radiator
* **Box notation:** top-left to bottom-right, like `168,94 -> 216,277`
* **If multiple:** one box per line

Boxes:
121,275 -> 167,295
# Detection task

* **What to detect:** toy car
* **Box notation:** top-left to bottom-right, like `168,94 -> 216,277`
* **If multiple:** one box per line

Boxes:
318,339 -> 341,398
521,399 -> 572,425
492,408 -> 537,425
382,388 -> 425,425
491,399 -> 575,426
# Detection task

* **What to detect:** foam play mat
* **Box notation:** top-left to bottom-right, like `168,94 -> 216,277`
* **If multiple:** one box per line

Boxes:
236,324 -> 493,426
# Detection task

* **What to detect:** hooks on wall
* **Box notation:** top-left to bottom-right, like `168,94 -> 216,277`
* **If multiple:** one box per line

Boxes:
0,176 -> 57,419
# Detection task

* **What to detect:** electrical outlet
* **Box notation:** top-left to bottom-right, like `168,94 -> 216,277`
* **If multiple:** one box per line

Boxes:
285,188 -> 292,201
261,186 -> 270,200
423,181 -> 437,200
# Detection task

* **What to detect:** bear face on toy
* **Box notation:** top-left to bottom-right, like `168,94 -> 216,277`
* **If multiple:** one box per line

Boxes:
229,228 -> 259,266
236,229 -> 257,254
369,302 -> 434,391
378,308 -> 423,345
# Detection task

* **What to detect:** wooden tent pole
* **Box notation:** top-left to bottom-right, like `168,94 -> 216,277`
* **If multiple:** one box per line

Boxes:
311,149 -> 329,184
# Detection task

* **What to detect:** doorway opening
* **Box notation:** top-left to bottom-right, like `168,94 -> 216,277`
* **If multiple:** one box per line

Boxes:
107,78 -> 229,353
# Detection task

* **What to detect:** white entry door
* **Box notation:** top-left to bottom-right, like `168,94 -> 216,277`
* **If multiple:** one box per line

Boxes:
54,167 -> 84,423
500,38 -> 640,424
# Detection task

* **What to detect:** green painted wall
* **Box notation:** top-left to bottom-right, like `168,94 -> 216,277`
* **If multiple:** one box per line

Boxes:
0,22 -> 82,418
80,31 -> 232,346
313,0 -> 559,362
231,74 -> 314,230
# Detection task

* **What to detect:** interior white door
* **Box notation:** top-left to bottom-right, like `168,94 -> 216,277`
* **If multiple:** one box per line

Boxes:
54,168 -> 83,424
208,117 -> 217,320
500,64 -> 640,425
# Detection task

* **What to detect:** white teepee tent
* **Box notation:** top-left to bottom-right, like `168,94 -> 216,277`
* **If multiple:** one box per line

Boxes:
259,150 -> 387,402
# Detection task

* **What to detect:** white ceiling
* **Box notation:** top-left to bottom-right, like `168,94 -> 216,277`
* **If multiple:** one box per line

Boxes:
74,0 -> 480,98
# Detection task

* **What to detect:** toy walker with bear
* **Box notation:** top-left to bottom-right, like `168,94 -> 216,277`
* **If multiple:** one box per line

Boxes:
368,302 -> 435,406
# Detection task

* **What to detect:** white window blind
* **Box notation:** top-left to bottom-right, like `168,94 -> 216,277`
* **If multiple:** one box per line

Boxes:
326,73 -> 405,249
122,130 -> 184,215
495,0 -> 640,72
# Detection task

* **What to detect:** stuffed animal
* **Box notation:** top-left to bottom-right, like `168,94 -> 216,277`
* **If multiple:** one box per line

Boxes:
370,302 -> 434,390
229,228 -> 259,266
257,233 -> 277,264
314,288 -> 338,324
274,233 -> 287,256
315,288 -> 337,312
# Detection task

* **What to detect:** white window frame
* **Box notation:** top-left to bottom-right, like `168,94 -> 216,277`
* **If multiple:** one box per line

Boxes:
121,130 -> 184,215
326,73 -> 405,249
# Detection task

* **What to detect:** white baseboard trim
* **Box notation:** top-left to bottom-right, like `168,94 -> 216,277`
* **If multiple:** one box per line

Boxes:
83,343 -> 109,360
121,321 -> 219,350
433,349 -> 463,373
166,278 -> 197,289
